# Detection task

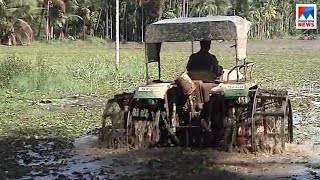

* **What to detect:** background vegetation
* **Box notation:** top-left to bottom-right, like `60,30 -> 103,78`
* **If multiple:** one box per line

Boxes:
1,0 -> 319,42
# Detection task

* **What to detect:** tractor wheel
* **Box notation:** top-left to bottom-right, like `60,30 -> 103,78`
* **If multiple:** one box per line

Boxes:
284,99 -> 294,144
127,109 -> 161,149
251,89 -> 293,154
100,99 -> 126,148
288,100 -> 294,143
209,94 -> 228,147
220,107 -> 237,152
270,97 -> 294,152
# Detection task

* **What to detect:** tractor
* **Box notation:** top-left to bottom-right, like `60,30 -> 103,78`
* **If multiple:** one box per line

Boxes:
100,16 -> 293,153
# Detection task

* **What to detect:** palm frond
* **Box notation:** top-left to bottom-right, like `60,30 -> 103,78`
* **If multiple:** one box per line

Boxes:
13,18 -> 33,43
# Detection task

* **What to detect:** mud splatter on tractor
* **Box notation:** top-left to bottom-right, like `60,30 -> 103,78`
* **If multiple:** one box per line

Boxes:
100,16 -> 293,154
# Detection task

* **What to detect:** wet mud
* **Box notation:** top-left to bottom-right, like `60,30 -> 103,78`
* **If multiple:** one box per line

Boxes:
10,135 -> 320,180
0,87 -> 317,180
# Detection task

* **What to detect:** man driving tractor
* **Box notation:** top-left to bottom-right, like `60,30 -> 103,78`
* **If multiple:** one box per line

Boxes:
186,40 -> 222,79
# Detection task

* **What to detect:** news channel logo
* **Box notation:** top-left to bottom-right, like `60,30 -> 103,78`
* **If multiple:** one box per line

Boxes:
296,4 -> 317,29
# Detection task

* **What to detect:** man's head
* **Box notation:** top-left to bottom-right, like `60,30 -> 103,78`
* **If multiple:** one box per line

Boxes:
200,40 -> 211,51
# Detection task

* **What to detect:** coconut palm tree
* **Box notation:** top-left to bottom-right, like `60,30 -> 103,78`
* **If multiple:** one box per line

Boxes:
189,0 -> 217,17
37,0 -> 66,40
189,0 -> 231,17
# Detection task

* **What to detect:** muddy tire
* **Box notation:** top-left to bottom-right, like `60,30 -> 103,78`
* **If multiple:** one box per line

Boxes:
219,116 -> 237,152
100,99 -> 127,148
127,109 -> 161,149
252,92 -> 294,154
285,99 -> 294,144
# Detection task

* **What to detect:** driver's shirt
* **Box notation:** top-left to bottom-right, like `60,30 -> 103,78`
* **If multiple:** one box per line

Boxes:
186,50 -> 219,75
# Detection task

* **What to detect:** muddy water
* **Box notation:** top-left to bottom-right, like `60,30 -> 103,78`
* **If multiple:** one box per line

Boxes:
16,136 -> 320,179
289,88 -> 320,145
19,134 -> 139,180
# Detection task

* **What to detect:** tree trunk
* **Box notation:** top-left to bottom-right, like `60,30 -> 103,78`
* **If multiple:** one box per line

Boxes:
83,20 -> 86,40
95,8 -> 103,34
46,0 -> 50,41
106,5 -> 109,40
158,0 -> 164,19
186,0 -> 189,17
122,2 -> 127,42
106,1 -> 110,40
50,25 -> 54,39
110,5 -> 113,40
126,13 -> 128,41
141,4 -> 144,42
133,0 -> 138,41
182,0 -> 186,17
66,20 -> 69,37
59,28 -> 64,41
37,9 -> 45,38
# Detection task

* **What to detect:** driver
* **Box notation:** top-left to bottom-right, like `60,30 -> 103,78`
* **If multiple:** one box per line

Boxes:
186,40 -> 222,77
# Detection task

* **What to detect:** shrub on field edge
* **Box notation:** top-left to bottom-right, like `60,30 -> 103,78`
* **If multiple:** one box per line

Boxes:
0,52 -> 146,94
8,56 -> 69,93
0,55 -> 31,88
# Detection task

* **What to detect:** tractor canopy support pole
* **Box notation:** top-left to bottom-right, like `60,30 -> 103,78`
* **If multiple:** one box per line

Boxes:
251,88 -> 259,153
191,40 -> 194,53
235,39 -> 239,82
244,58 -> 247,81
158,61 -> 161,81
145,43 -> 149,82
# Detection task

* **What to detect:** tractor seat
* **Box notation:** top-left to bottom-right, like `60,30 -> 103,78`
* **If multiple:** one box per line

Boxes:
187,70 -> 217,82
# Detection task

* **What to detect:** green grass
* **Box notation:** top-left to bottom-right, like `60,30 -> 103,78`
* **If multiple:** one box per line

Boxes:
0,39 -> 319,139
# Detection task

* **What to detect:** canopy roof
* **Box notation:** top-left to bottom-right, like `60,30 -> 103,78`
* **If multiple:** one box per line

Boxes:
145,16 -> 251,61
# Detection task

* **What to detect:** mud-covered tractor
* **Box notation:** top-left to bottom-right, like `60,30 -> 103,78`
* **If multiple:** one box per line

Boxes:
101,16 -> 293,153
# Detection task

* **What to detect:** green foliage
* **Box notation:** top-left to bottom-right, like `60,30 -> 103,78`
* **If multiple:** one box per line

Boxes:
0,42 -> 143,138
163,8 -> 177,19
0,55 -> 31,87
0,0 -> 39,32
0,38 -> 319,141
1,0 -> 316,42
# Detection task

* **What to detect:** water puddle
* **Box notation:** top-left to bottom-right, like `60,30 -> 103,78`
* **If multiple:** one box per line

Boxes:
293,110 -> 304,125
17,134 -> 139,180
287,88 -> 320,144
289,87 -> 320,99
